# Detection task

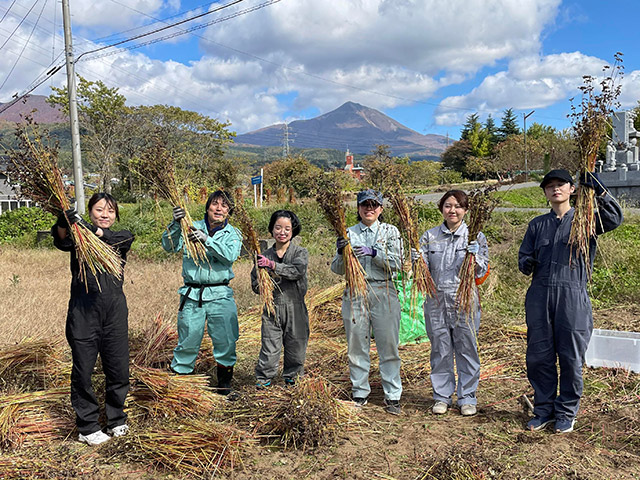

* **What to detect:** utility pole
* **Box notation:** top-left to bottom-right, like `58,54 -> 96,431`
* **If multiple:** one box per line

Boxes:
523,110 -> 535,182
282,123 -> 290,158
61,0 -> 85,213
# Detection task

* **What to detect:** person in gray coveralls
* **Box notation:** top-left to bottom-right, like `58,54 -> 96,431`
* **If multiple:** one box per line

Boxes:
251,210 -> 309,387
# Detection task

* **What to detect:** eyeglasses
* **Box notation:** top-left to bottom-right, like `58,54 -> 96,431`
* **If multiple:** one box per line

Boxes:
360,201 -> 381,209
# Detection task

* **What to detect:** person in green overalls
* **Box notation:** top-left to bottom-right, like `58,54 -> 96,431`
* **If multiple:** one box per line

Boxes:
162,190 -> 243,396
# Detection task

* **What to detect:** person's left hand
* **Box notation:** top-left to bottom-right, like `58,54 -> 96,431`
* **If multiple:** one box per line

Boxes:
187,228 -> 208,244
467,241 -> 480,255
579,171 -> 606,196
353,246 -> 377,257
257,254 -> 275,270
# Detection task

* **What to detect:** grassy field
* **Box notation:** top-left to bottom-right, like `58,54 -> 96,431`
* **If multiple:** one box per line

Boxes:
1,200 -> 639,479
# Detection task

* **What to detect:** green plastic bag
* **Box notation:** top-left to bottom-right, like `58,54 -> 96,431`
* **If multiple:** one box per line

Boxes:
394,272 -> 429,345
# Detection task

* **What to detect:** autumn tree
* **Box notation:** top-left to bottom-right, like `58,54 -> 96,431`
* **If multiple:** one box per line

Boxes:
263,155 -> 321,198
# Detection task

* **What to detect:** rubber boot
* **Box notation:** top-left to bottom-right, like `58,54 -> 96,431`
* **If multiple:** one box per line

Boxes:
216,364 -> 233,396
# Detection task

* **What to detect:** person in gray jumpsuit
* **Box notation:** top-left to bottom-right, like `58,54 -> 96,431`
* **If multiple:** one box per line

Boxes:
331,189 -> 404,415
519,169 -> 622,433
251,210 -> 309,387
415,190 -> 489,417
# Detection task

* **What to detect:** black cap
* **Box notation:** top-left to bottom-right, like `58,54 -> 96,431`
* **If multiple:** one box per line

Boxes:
540,169 -> 574,188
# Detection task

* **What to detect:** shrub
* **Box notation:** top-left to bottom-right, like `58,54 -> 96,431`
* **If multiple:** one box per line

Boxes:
0,207 -> 55,244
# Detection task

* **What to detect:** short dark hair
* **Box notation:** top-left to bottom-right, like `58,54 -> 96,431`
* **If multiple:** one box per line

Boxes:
87,192 -> 120,221
206,190 -> 234,215
438,190 -> 468,212
268,210 -> 301,238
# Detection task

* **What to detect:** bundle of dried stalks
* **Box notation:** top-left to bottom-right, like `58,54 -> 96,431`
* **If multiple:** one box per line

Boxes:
308,283 -> 344,338
456,185 -> 499,319
386,189 -> 436,301
568,54 -> 624,265
6,121 -> 123,284
250,376 -> 355,449
110,419 -> 245,477
0,388 -> 72,450
315,181 -> 367,298
0,451 -> 98,479
0,338 -> 68,390
131,135 -> 208,265
129,367 -> 220,419
130,314 -> 178,368
233,198 -> 275,315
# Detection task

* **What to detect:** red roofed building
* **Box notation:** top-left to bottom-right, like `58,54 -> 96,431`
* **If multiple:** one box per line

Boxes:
344,149 -> 365,180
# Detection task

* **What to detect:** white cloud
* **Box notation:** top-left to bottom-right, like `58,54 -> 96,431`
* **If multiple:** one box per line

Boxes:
434,53 -> 640,126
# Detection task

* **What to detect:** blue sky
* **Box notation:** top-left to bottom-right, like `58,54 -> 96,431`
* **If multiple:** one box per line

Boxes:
0,0 -> 638,141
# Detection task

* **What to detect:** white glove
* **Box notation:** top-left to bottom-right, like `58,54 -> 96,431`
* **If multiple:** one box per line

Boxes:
187,228 -> 208,244
467,241 -> 479,255
410,248 -> 421,262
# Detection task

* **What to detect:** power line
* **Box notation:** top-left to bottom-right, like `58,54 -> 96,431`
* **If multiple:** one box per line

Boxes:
0,0 -> 18,25
0,0 -> 48,91
74,0 -> 246,62
0,0 -> 40,51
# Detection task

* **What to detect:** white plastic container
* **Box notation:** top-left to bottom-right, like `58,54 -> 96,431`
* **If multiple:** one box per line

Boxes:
585,328 -> 640,373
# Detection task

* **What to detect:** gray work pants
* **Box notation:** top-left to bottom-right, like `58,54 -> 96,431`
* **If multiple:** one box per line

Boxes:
255,300 -> 309,383
342,282 -> 402,401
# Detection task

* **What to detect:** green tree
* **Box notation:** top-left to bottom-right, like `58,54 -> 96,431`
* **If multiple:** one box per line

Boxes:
460,113 -> 480,141
48,76 -> 131,193
498,108 -> 520,141
263,155 -> 322,198
441,139 -> 472,176
484,114 -> 499,149
363,144 -> 405,191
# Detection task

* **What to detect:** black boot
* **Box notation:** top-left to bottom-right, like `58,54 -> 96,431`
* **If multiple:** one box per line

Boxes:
216,364 -> 233,396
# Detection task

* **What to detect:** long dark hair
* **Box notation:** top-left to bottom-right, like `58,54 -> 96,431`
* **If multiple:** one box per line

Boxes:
438,190 -> 468,212
87,192 -> 120,221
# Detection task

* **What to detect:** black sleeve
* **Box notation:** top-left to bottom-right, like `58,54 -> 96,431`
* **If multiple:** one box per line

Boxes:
595,193 -> 623,235
50,223 -> 74,252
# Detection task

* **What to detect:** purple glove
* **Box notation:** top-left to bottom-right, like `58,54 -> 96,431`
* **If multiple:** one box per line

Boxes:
257,254 -> 275,270
353,246 -> 377,257
336,236 -> 349,254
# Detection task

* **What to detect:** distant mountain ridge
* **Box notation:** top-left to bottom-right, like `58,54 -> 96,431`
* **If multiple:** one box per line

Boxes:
0,95 -> 66,124
236,101 -> 448,159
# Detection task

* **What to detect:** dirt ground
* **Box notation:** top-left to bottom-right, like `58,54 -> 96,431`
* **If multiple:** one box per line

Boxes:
1,249 -> 639,480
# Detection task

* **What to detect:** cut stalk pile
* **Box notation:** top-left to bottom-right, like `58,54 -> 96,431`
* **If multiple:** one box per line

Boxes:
456,185 -> 499,319
568,54 -> 623,267
233,193 -> 275,315
6,121 -> 123,285
131,136 -> 208,266
316,180 -> 367,298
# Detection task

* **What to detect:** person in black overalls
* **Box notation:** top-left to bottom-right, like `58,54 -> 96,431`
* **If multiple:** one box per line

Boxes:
519,170 -> 622,434
52,193 -> 134,446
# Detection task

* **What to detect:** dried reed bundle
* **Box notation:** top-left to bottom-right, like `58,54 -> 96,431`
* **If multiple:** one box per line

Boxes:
131,136 -> 208,265
0,388 -> 72,450
456,185 -> 499,319
250,376 -> 355,450
112,419 -> 245,477
386,190 -> 436,300
315,182 -> 367,298
0,337 -> 68,390
130,314 -> 178,368
233,199 -> 275,316
6,121 -> 123,284
568,54 -> 623,265
0,453 -> 97,480
129,366 -> 220,419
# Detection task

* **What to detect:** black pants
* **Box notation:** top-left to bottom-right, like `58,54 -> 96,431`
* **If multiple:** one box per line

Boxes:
65,291 -> 130,435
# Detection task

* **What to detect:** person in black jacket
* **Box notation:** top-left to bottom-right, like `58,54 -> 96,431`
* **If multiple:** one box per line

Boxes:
52,193 -> 134,446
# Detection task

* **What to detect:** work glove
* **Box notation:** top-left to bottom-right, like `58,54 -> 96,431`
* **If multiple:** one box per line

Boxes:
77,218 -> 98,234
56,208 -> 79,228
467,241 -> 480,255
579,171 -> 606,196
521,257 -> 539,276
187,228 -> 208,244
336,236 -> 349,254
257,254 -> 275,270
410,248 -> 421,262
353,246 -> 377,257
173,206 -> 186,222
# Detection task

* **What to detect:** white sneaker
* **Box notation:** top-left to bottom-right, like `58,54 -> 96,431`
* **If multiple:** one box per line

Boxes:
78,430 -> 111,445
432,401 -> 449,414
460,404 -> 477,416
107,425 -> 130,437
